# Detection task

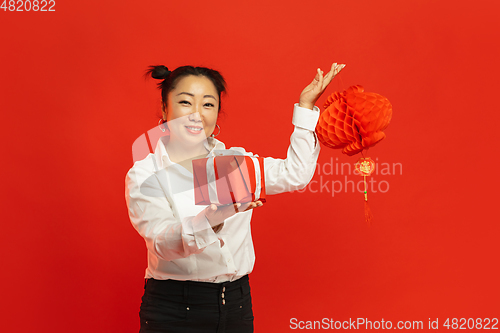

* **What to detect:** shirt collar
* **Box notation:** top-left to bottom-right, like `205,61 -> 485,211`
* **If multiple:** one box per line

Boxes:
154,135 -> 226,170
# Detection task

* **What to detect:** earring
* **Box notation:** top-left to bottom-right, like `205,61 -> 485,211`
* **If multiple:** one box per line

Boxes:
211,124 -> 221,138
158,118 -> 166,133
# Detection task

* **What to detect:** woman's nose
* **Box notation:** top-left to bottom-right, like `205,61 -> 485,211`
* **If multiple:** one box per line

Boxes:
189,110 -> 202,121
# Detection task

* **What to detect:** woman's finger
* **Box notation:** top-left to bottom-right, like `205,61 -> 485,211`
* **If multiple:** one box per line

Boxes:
316,68 -> 324,91
243,200 -> 264,212
324,63 -> 345,90
205,204 -> 217,217
335,63 -> 346,76
323,63 -> 337,79
322,63 -> 337,89
244,202 -> 258,212
229,202 -> 242,214
308,69 -> 321,87
236,201 -> 253,212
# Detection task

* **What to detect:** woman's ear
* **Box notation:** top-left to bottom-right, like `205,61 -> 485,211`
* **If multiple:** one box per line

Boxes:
161,102 -> 167,120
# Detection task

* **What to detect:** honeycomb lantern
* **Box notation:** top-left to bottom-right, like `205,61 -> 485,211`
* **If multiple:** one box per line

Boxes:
315,85 -> 392,156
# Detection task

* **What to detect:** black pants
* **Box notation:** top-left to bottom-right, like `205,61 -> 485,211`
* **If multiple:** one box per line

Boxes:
139,275 -> 254,333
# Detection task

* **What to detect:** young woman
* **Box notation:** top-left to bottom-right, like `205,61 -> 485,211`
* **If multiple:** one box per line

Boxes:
126,63 -> 345,333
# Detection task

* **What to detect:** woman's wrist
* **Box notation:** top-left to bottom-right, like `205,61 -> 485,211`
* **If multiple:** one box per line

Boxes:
298,102 -> 314,110
204,207 -> 224,231
212,223 -> 224,233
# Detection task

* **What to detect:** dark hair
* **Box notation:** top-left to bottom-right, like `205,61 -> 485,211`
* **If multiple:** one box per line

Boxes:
145,65 -> 227,122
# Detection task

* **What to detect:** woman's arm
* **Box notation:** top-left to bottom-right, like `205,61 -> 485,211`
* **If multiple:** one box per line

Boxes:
263,104 -> 320,194
125,159 -> 260,261
264,63 -> 345,195
125,162 -> 219,261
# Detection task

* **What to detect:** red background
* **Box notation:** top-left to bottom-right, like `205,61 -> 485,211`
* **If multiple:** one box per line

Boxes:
1,0 -> 499,331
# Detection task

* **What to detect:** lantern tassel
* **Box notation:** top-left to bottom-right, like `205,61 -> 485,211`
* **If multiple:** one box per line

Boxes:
363,175 -> 373,225
364,199 -> 373,225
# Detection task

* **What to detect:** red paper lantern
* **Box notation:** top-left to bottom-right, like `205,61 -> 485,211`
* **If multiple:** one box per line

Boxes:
315,85 -> 392,156
316,85 -> 393,225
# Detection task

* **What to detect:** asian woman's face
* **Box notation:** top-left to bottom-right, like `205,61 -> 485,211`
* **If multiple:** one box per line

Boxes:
163,75 -> 219,146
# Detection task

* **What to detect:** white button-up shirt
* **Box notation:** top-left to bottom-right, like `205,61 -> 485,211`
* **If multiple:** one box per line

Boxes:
125,104 -> 320,282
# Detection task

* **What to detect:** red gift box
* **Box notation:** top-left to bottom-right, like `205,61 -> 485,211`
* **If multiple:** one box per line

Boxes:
192,154 -> 266,205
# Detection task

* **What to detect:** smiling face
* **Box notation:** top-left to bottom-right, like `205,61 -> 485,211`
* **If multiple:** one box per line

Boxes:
163,75 -> 219,148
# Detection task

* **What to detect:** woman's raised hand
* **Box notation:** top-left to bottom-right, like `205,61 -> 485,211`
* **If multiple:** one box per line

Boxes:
299,63 -> 346,110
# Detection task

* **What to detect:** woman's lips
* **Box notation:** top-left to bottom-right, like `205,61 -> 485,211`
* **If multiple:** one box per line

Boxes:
185,125 -> 203,135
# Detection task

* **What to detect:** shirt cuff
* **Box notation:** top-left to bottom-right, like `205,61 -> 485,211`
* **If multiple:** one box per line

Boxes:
292,103 -> 320,131
183,213 -> 219,249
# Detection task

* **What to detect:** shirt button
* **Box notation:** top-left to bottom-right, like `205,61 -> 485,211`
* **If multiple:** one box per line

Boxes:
221,293 -> 225,299
222,299 -> 226,305
223,287 -> 226,292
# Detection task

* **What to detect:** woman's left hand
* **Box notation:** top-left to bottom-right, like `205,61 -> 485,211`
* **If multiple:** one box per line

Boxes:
299,63 -> 346,110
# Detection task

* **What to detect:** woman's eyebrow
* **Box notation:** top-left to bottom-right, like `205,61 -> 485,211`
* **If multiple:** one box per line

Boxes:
176,92 -> 194,97
176,92 -> 217,100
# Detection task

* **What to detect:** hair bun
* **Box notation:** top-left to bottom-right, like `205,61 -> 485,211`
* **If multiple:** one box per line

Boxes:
151,65 -> 171,80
